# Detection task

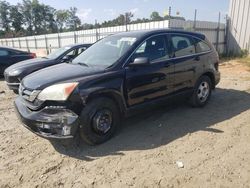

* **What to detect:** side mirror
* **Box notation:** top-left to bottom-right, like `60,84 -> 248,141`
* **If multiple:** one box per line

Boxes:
61,55 -> 72,62
129,57 -> 150,67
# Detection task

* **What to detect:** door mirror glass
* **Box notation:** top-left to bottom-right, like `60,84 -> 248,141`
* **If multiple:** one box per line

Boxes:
61,55 -> 72,62
129,57 -> 150,67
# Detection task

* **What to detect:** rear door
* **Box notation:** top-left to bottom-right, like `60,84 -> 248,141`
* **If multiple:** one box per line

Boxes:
125,34 -> 175,106
169,34 -> 202,93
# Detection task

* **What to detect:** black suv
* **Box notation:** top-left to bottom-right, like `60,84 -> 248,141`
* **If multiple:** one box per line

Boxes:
15,29 -> 220,145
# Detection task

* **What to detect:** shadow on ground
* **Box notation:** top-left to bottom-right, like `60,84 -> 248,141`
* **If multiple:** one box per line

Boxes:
51,88 -> 250,161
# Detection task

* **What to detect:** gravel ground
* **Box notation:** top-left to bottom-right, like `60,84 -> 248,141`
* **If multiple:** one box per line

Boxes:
0,60 -> 250,188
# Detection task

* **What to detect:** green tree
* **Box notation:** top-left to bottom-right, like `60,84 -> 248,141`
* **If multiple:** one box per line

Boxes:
42,5 -> 57,33
150,11 -> 163,21
9,4 -> 24,33
0,1 -> 11,32
21,0 -> 33,35
55,9 -> 69,32
67,7 -> 81,30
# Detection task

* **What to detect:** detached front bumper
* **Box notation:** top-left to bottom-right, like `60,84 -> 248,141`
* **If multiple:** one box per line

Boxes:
14,97 -> 80,139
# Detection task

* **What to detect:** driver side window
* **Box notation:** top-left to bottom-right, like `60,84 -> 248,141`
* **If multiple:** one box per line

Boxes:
132,35 -> 169,62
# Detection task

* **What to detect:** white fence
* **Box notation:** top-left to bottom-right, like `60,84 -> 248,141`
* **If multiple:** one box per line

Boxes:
0,19 -> 226,54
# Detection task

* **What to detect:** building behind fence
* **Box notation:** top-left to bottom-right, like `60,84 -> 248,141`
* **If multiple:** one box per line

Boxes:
0,19 -> 226,55
228,0 -> 250,55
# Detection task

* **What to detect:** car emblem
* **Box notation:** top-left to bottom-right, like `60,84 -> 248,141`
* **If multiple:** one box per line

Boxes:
19,85 -> 40,102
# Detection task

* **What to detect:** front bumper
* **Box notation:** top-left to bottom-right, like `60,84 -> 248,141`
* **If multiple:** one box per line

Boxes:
214,71 -> 221,86
14,97 -> 80,139
6,82 -> 20,91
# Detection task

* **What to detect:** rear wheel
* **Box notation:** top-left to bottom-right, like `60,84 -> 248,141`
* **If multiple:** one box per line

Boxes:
79,97 -> 120,145
190,76 -> 212,107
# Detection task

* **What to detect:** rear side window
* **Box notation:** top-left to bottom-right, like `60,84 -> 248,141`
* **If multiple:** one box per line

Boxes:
0,50 -> 9,56
132,35 -> 169,62
195,40 -> 211,53
170,35 -> 195,58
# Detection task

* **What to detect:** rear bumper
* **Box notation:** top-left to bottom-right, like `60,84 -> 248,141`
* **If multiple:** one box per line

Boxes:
14,97 -> 80,140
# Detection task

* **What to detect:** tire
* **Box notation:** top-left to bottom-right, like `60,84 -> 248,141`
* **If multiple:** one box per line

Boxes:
13,90 -> 19,94
189,75 -> 212,107
79,97 -> 120,145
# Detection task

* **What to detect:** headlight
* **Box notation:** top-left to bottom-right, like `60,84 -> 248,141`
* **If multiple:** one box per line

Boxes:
8,69 -> 21,76
37,82 -> 78,101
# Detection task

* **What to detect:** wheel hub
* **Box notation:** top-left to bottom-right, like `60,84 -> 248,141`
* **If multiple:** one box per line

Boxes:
197,81 -> 210,102
92,109 -> 112,134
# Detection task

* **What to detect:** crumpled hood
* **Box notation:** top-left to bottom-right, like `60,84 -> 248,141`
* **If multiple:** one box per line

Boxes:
22,63 -> 105,90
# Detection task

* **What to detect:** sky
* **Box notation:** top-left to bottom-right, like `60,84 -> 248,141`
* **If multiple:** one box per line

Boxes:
7,0 -> 230,24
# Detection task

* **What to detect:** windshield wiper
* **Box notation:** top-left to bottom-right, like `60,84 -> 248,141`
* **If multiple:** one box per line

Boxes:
75,62 -> 89,67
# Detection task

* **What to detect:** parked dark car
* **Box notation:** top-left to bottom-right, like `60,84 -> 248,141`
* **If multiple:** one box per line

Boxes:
15,29 -> 220,145
4,44 -> 91,93
0,47 -> 36,76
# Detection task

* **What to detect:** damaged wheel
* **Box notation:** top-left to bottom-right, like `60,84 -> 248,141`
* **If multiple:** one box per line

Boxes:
79,97 -> 120,145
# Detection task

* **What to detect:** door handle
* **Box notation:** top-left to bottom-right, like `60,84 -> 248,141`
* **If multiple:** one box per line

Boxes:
194,56 -> 200,61
164,62 -> 173,67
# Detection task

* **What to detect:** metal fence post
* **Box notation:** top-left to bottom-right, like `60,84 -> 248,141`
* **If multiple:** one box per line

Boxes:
58,33 -> 61,48
18,38 -> 21,49
45,35 -> 49,55
34,37 -> 37,49
225,15 -> 230,55
193,9 -> 197,31
25,38 -> 30,52
95,20 -> 99,42
216,12 -> 221,52
74,31 -> 77,44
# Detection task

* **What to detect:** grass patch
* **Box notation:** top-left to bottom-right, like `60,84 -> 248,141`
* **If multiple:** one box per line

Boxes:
237,56 -> 250,67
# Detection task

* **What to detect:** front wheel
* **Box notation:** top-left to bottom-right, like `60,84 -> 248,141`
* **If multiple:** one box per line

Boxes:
189,76 -> 212,107
79,97 -> 120,145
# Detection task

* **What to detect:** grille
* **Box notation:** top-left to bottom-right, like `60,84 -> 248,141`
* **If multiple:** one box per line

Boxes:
4,73 -> 20,84
19,84 -> 40,102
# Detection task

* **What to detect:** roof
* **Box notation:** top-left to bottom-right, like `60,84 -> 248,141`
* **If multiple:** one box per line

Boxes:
0,46 -> 26,52
64,43 -> 92,48
113,29 -> 206,40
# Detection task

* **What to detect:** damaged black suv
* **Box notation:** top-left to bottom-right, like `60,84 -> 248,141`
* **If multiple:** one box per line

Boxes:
15,29 -> 220,145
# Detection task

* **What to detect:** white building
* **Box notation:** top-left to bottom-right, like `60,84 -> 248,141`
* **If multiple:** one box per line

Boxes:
228,0 -> 250,54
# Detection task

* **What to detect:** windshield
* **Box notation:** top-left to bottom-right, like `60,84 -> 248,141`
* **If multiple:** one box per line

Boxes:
72,35 -> 138,67
47,46 -> 71,59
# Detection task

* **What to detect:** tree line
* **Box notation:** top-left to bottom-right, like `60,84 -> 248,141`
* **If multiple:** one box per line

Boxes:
0,0 -> 185,38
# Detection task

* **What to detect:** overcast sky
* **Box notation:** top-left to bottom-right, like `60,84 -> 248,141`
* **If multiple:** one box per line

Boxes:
7,0 -> 230,24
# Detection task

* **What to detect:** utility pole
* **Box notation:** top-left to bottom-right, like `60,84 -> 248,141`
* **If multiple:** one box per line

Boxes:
216,12 -> 221,52
193,9 -> 197,31
168,6 -> 172,28
95,19 -> 99,41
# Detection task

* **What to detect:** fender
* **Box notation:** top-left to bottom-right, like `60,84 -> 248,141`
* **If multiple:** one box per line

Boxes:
79,87 -> 128,114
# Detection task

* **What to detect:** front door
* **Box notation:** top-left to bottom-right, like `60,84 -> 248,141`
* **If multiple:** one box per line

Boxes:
125,34 -> 175,106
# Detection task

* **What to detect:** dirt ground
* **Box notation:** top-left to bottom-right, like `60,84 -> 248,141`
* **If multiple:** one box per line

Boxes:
0,60 -> 250,188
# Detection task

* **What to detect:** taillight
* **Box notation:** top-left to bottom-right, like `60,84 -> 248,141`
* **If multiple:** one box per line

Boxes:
30,53 -> 37,58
